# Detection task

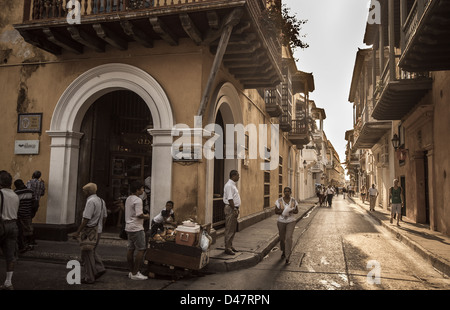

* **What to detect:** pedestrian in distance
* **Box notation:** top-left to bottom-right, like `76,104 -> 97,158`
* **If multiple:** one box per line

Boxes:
223,170 -> 241,255
360,185 -> 367,204
125,181 -> 149,280
274,187 -> 299,265
326,185 -> 335,207
389,179 -> 404,226
368,184 -> 379,211
70,183 -> 107,284
0,171 -> 20,290
13,179 -> 35,253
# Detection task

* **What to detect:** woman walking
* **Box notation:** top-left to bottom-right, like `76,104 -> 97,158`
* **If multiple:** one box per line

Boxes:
275,187 -> 299,265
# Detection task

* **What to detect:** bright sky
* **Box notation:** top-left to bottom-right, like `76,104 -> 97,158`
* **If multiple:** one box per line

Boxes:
283,0 -> 371,170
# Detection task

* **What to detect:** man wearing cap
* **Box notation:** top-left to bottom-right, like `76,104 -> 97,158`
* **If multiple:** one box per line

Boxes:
71,183 -> 107,284
223,170 -> 241,255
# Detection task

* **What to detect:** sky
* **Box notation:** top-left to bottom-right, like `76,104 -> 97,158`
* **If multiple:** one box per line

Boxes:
283,0 -> 371,168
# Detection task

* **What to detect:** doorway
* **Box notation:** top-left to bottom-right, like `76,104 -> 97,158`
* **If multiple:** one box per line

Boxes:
77,90 -> 153,231
212,110 -> 225,229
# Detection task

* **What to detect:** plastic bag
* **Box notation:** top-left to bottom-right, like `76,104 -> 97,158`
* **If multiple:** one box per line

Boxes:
199,230 -> 211,252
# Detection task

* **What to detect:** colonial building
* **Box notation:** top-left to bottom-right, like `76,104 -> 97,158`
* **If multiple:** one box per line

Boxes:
0,0 -> 329,240
347,0 -> 450,236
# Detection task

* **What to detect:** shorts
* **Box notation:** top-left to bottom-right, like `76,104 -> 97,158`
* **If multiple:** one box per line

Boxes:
126,230 -> 146,251
391,203 -> 402,214
0,221 -> 19,262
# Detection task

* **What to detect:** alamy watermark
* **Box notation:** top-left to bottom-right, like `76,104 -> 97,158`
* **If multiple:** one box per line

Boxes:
171,117 -> 279,171
67,0 -> 81,25
367,260 -> 381,284
368,0 -> 381,25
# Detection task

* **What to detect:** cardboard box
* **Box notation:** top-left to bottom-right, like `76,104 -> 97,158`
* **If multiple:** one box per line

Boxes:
146,241 -> 209,270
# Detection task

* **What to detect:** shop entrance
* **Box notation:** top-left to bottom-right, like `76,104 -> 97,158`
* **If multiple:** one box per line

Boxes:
77,90 -> 153,231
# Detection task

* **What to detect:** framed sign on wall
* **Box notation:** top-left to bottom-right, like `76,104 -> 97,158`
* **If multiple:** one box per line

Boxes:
18,113 -> 42,133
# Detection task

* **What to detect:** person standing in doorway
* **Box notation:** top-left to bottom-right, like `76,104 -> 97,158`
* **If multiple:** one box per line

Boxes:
223,170 -> 241,255
125,181 -> 149,280
275,187 -> 298,265
368,184 -> 379,211
0,171 -> 19,290
389,179 -> 404,226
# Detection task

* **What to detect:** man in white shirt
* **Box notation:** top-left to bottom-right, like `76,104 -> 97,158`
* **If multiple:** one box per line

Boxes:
223,170 -> 241,255
71,182 -> 107,284
125,181 -> 149,280
0,171 -> 19,290
368,184 -> 379,211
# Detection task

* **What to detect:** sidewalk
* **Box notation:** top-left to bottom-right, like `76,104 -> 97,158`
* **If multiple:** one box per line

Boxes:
18,198 -> 318,274
348,195 -> 450,277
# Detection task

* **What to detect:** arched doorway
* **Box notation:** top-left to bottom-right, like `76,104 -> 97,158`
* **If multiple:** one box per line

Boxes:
205,82 -> 243,229
76,90 -> 153,231
47,63 -> 174,228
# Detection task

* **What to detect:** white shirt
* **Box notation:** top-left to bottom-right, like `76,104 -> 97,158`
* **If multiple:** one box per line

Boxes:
368,187 -> 378,196
326,188 -> 335,195
153,209 -> 174,224
82,194 -> 107,233
125,195 -> 144,232
275,197 -> 298,223
223,179 -> 241,208
0,189 -> 19,221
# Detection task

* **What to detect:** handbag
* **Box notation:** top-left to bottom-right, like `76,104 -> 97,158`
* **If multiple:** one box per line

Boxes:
79,198 -> 103,251
0,191 -> 5,241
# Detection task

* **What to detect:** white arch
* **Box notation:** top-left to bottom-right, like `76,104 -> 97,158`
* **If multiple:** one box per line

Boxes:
46,63 -> 174,225
204,82 -> 243,227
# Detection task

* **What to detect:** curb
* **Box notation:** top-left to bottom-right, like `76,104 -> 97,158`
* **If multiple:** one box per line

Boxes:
349,197 -> 450,277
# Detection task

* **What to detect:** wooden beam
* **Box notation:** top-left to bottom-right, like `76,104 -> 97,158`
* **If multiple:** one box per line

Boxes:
149,17 -> 178,46
180,13 -> 203,45
42,27 -> 83,54
67,26 -> 105,52
120,20 -> 153,48
18,29 -> 61,55
196,8 -> 243,118
93,23 -> 128,50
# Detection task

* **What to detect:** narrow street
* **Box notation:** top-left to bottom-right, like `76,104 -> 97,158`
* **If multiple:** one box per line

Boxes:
3,195 -> 448,292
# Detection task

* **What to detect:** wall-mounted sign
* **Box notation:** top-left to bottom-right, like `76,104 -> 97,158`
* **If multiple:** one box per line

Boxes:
14,140 -> 39,155
18,113 -> 42,133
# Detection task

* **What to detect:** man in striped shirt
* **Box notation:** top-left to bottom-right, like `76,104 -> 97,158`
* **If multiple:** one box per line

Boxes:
26,171 -> 45,218
14,179 -> 35,252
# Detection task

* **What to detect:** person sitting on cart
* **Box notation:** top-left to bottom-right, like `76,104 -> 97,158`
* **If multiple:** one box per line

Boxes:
150,201 -> 175,238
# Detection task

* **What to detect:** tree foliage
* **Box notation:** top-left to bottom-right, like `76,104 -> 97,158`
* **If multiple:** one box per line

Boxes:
262,0 -> 309,51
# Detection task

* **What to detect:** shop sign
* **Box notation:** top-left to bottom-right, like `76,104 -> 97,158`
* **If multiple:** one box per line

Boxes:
14,140 -> 40,155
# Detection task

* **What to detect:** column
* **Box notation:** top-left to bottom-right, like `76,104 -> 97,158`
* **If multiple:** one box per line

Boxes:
46,131 -> 84,224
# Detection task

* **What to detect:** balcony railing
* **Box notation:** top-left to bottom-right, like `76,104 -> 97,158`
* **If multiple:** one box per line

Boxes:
264,87 -> 283,117
25,0 -> 224,22
403,0 -> 432,51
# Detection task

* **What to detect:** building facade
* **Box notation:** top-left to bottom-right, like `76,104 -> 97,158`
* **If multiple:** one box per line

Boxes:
1,0 -> 339,240
346,0 -> 450,236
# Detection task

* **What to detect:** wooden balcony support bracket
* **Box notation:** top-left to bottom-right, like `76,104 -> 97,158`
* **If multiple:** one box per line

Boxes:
196,8 -> 244,119
17,28 -> 62,55
67,26 -> 105,53
180,13 -> 203,45
93,23 -> 128,51
42,27 -> 84,54
120,20 -> 153,48
149,16 -> 178,46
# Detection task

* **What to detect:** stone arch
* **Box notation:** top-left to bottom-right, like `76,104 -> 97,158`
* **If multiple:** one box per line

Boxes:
46,63 -> 174,224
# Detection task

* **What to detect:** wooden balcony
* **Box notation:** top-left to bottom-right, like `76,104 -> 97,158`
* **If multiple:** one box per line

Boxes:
354,106 -> 391,149
372,56 -> 432,120
264,87 -> 282,117
399,0 -> 450,72
288,119 -> 310,148
14,0 -> 282,88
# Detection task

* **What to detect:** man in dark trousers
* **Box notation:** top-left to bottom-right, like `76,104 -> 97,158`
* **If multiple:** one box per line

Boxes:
223,170 -> 241,255
0,171 -> 20,290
